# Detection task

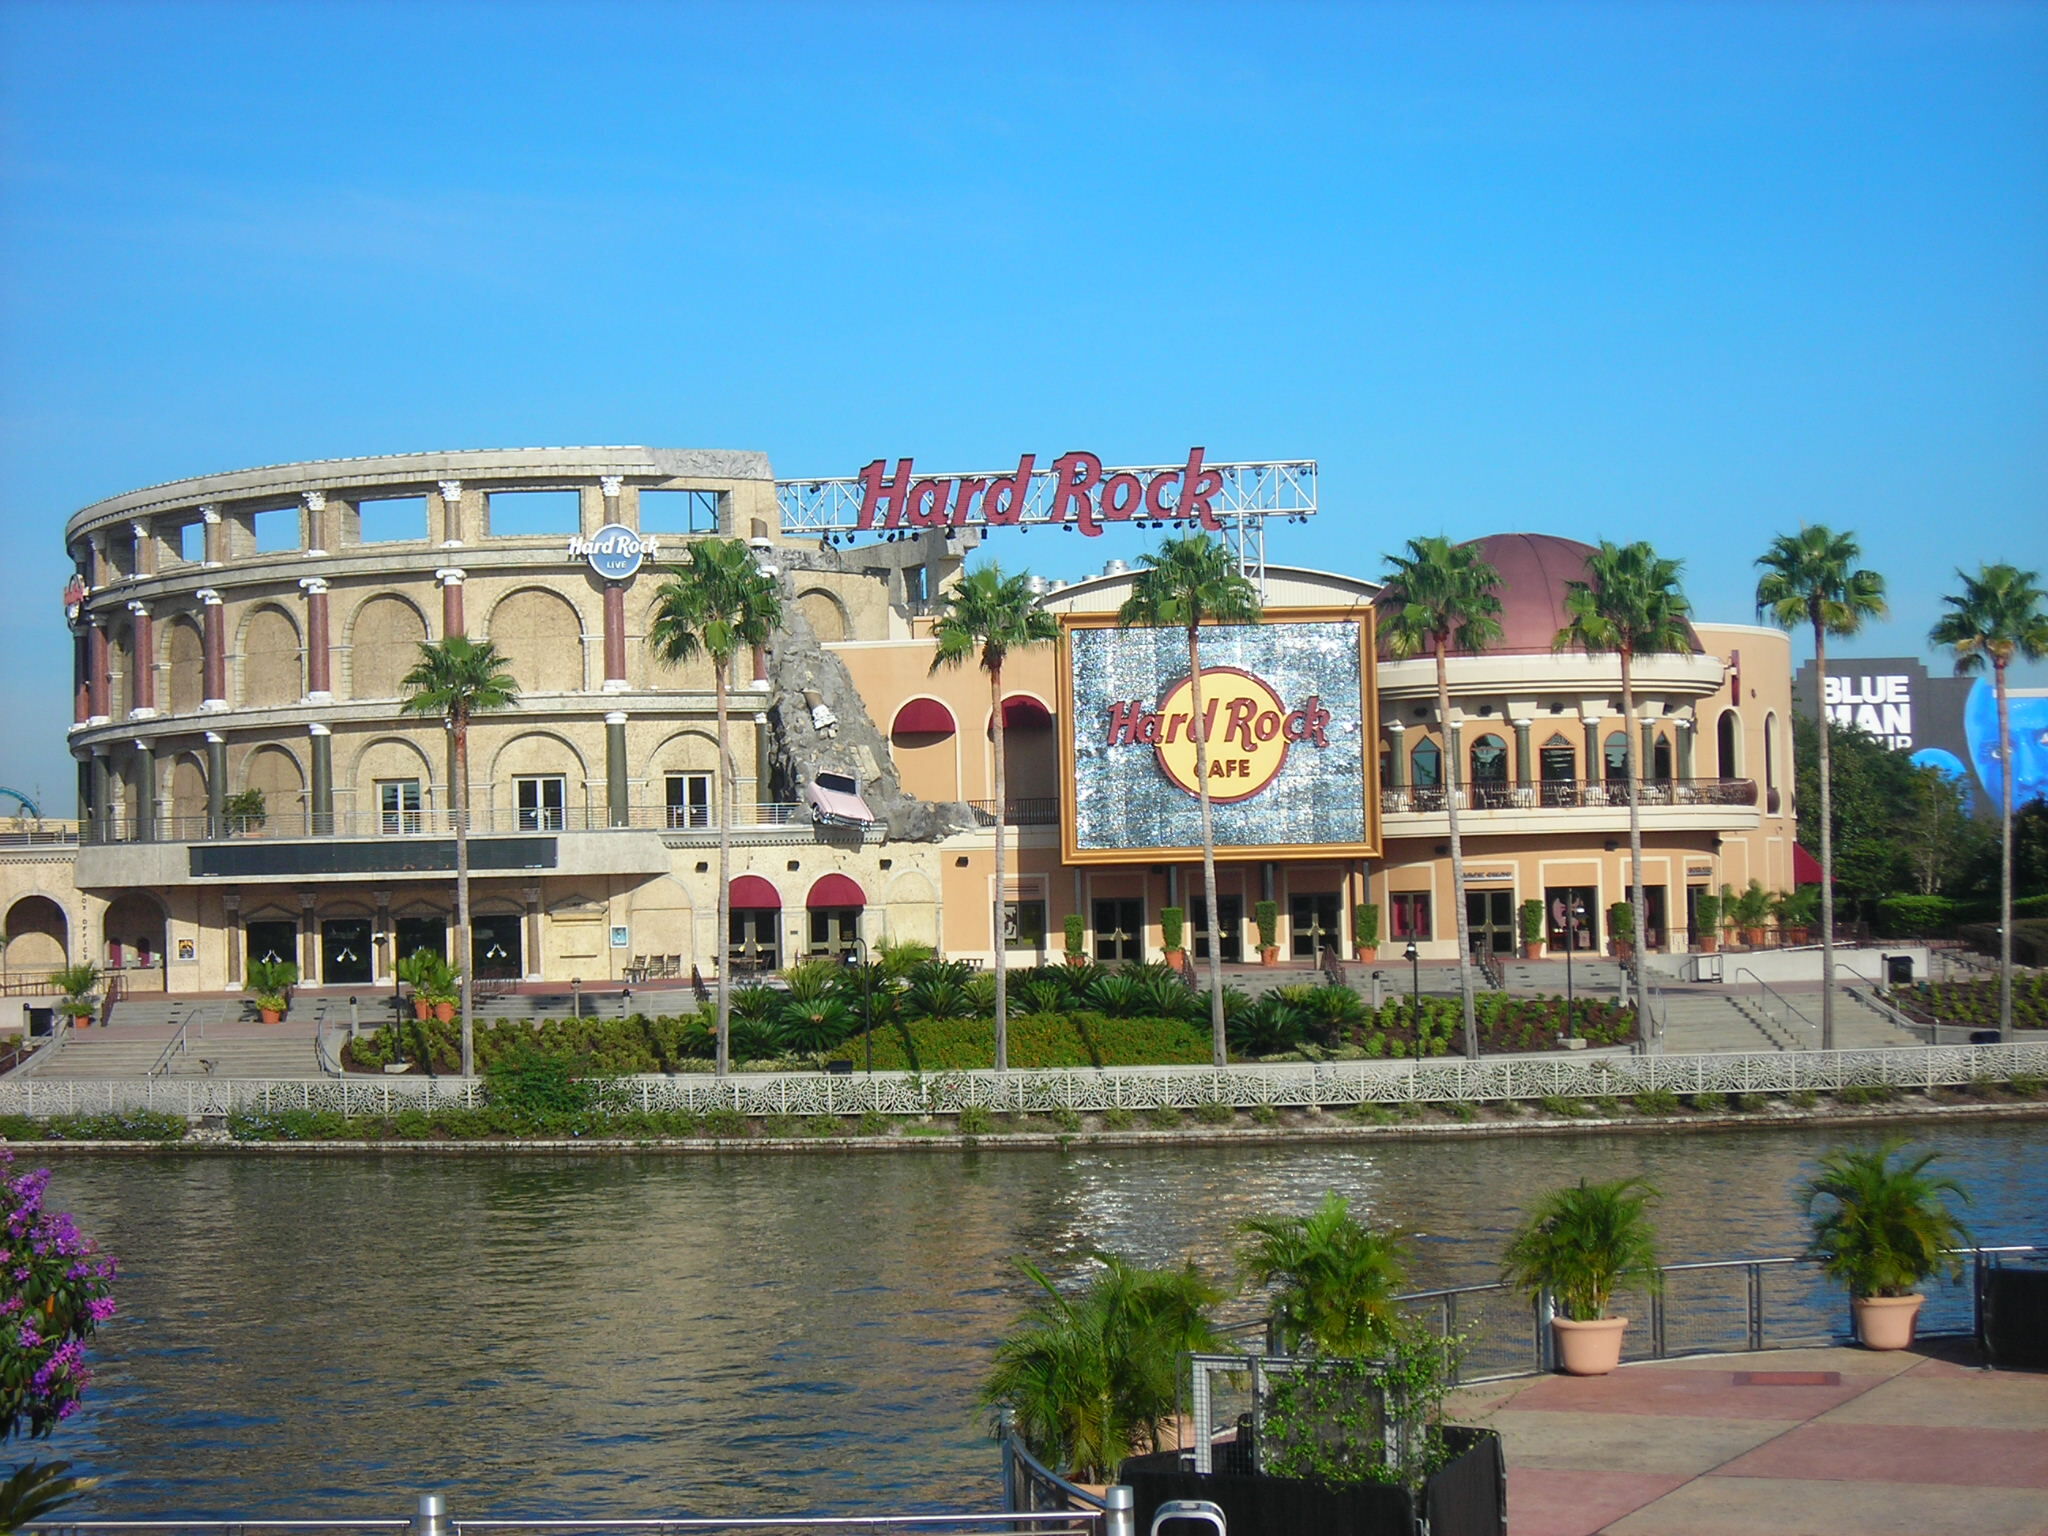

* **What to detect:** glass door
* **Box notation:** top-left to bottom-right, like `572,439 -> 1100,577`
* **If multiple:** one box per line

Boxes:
1465,890 -> 1516,957
1290,893 -> 1341,960
1191,896 -> 1242,963
320,919 -> 373,985
1092,899 -> 1141,963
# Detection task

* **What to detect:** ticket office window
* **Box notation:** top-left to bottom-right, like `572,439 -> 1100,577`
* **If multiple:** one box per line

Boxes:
1389,892 -> 1432,942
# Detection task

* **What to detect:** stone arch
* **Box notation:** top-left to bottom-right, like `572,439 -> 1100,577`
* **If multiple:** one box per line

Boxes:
1717,708 -> 1742,779
795,586 -> 851,644
486,586 -> 586,695
625,875 -> 697,965
1469,732 -> 1509,785
164,615 -> 205,716
1764,711 -> 1781,813
348,735 -> 440,822
168,752 -> 208,829
239,603 -> 304,708
881,870 -> 939,948
631,588 -> 715,690
102,890 -> 166,974
346,592 -> 431,701
242,743 -> 306,827
486,729 -> 590,821
106,619 -> 133,716
648,727 -> 722,772
2,895 -> 68,974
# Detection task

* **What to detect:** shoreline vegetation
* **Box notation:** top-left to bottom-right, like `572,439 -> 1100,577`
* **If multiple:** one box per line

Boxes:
4,1082 -> 2044,1153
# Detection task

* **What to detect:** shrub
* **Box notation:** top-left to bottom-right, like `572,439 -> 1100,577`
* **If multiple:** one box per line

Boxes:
1193,1101 -> 1234,1126
1730,1093 -> 1763,1114
701,1108 -> 749,1138
2010,1074 -> 2045,1098
956,1105 -> 996,1137
36,1111 -> 188,1142
1160,906 -> 1185,951
1537,1095 -> 1582,1118
1874,894 -> 1962,939
1047,1107 -> 1082,1134
1149,1105 -> 1184,1131
1250,1104 -> 1281,1127
1788,1089 -> 1820,1109
1632,1088 -> 1680,1115
1689,1092 -> 1728,1113
1101,1107 -> 1135,1131
1836,1083 -> 1898,1106
857,1110 -> 896,1137
800,1114 -> 846,1138
1345,1103 -> 1393,1125
1592,1095 -> 1623,1118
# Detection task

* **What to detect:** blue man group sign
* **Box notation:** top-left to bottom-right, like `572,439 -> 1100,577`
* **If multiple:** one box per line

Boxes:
1058,609 -> 1381,863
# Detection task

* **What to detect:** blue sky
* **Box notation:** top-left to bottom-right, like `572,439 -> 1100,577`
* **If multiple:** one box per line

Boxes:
2,0 -> 2044,806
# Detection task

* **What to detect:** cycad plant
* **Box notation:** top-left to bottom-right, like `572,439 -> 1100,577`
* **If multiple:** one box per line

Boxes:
983,1254 -> 1225,1484
1803,1139 -> 1971,1299
1240,1191 -> 1412,1356
1500,1176 -> 1663,1322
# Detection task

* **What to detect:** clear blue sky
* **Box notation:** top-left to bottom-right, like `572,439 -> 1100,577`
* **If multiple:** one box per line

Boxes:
3,0 -> 2044,807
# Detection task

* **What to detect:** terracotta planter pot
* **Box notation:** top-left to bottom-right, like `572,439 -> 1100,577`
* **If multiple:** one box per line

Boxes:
1696,934 -> 1719,953
1356,945 -> 1378,963
1744,926 -> 1768,948
1064,953 -> 1087,968
413,997 -> 431,1021
434,1002 -> 456,1023
1162,947 -> 1186,972
1521,941 -> 1545,960
1852,1294 -> 1924,1351
1258,945 -> 1280,967
1553,1315 -> 1630,1376
259,1006 -> 283,1025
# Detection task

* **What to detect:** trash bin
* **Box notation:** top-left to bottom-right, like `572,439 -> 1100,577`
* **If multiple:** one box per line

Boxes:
25,1007 -> 53,1038
1981,1261 -> 2048,1370
1886,955 -> 1914,986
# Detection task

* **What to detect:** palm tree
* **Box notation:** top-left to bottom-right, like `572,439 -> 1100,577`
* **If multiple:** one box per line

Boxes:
1378,536 -> 1503,1059
1930,564 -> 2048,1042
1118,536 -> 1262,1067
930,565 -> 1059,1072
1239,1191 -> 1412,1356
1756,527 -> 1888,1052
982,1253 -> 1225,1483
649,537 -> 784,1076
398,635 -> 520,1078
1803,1138 -> 1971,1300
1555,541 -> 1692,1021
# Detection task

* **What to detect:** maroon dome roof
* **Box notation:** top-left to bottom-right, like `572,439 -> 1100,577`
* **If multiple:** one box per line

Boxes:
1376,532 -> 1701,658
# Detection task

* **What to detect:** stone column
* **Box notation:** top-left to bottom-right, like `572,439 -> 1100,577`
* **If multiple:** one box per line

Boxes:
523,886 -> 543,982
126,601 -> 156,717
89,748 -> 111,842
302,491 -> 329,557
132,739 -> 156,842
1446,719 -> 1464,806
605,711 -> 629,827
131,519 -> 156,579
223,891 -> 242,986
300,893 -> 319,984
201,505 -> 224,568
600,475 -> 623,531
1384,720 -> 1406,788
309,723 -> 333,836
206,731 -> 226,838
86,619 -> 109,723
1513,719 -> 1534,790
300,577 -> 332,701
89,533 -> 109,588
1675,716 -> 1694,781
73,631 -> 88,725
437,480 -> 463,547
1640,720 -> 1657,781
1582,716 -> 1602,784
436,568 -> 466,638
196,590 -> 228,711
602,582 -> 628,690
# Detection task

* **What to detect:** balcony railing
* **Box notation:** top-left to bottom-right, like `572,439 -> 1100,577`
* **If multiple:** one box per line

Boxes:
967,797 -> 1062,827
79,803 -> 816,846
1383,777 -> 1758,814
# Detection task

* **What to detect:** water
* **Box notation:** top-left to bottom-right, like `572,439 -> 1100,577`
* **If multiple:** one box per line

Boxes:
26,1120 -> 2048,1516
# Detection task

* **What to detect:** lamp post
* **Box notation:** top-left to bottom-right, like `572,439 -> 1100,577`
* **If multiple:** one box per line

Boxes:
1564,900 -> 1585,1038
1404,941 -> 1420,1033
841,937 -> 872,1075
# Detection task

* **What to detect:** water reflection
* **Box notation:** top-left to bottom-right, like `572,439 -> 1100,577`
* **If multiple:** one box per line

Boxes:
33,1122 -> 2044,1517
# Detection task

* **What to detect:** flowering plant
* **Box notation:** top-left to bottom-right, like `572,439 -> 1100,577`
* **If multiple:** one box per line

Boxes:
1,1150 -> 116,1442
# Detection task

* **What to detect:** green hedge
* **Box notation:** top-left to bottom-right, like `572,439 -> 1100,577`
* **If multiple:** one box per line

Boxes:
862,1012 -> 1213,1071
1875,894 -> 1963,938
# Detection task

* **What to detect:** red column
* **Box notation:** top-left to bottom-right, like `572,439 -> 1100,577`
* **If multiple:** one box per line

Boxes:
86,620 -> 108,721
438,568 -> 466,637
301,578 -> 331,699
126,601 -> 155,715
199,590 -> 227,710
603,581 -> 627,688
73,634 -> 88,725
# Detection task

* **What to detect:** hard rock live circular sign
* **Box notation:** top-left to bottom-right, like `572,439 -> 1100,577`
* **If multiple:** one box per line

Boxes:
1059,608 -> 1381,863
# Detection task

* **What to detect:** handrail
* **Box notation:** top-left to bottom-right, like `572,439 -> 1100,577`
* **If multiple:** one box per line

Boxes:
1845,983 -> 1930,1042
315,1016 -> 349,1078
148,1017 -> 194,1078
1732,967 -> 1818,1049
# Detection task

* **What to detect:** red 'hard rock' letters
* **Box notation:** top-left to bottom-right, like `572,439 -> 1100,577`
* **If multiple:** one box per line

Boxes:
853,449 -> 1226,536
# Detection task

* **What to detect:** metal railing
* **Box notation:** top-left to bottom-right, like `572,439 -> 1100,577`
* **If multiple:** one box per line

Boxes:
147,1015 -> 196,1078
1382,777 -> 1757,814
80,803 -> 818,846
966,798 -> 1061,827
1732,967 -> 1818,1050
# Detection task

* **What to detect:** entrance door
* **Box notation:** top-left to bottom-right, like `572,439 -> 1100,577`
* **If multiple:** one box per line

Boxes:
394,915 -> 446,963
1092,898 -> 1141,963
1685,885 -> 1709,947
1543,887 -> 1599,953
730,909 -> 781,974
246,919 -> 297,971
472,914 -> 523,981
1290,893 -> 1341,960
1191,896 -> 1243,963
808,907 -> 860,960
1627,885 -> 1669,952
321,919 -> 373,986
1465,890 -> 1516,957
1540,743 -> 1578,806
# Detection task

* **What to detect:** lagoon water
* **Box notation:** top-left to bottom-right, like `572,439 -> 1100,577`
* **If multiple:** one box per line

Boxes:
30,1120 -> 2047,1517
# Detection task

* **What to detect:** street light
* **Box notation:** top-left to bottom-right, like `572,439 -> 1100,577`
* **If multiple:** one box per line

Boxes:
841,937 -> 873,1075
1404,941 -> 1420,1031
1564,900 -> 1586,1038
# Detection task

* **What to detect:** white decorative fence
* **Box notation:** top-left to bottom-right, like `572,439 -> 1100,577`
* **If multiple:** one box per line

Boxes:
4,1042 -> 2045,1122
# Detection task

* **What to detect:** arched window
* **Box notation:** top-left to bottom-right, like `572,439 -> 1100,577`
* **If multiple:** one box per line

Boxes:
1469,734 -> 1508,784
1764,712 -> 1780,813
1652,734 -> 1673,782
1604,731 -> 1630,782
1717,709 -> 1740,779
1410,738 -> 1441,787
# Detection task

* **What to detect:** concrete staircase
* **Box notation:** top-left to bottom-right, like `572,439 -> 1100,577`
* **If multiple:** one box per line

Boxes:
1660,991 -> 1784,1053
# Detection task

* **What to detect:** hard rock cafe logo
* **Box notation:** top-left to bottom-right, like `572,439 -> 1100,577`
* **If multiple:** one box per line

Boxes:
1102,667 -> 1333,804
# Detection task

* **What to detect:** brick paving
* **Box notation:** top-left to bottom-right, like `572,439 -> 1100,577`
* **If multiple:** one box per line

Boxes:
1449,1340 -> 2048,1535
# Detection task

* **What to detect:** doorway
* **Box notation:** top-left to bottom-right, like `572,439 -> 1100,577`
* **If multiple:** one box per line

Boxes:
808,907 -> 860,960
1465,890 -> 1516,957
1543,887 -> 1599,953
321,919 -> 373,986
246,919 -> 297,970
472,914 -> 523,981
729,909 -> 781,974
1191,895 -> 1243,963
1290,893 -> 1342,960
1627,885 -> 1669,952
1092,898 -> 1142,963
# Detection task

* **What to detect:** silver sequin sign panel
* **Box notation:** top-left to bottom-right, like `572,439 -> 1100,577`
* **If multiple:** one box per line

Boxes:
1064,616 -> 1375,860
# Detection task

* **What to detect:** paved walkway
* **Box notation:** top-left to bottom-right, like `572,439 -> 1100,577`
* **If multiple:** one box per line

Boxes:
1449,1340 -> 2048,1535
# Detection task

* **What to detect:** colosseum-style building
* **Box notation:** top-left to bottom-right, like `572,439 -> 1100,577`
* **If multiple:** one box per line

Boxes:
2,445 -> 1796,995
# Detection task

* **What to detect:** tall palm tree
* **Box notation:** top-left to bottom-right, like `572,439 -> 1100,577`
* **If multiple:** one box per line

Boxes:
398,634 -> 520,1078
1930,563 -> 2048,1042
1118,535 -> 1262,1067
1756,527 -> 1887,1052
649,537 -> 784,1076
931,565 -> 1059,1073
1554,541 -> 1692,1021
1239,1191 -> 1412,1356
1379,536 -> 1503,1059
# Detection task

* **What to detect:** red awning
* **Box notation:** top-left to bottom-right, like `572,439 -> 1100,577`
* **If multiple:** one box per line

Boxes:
999,695 -> 1054,729
1793,844 -> 1826,885
891,698 -> 957,735
807,873 -> 866,909
729,875 -> 782,910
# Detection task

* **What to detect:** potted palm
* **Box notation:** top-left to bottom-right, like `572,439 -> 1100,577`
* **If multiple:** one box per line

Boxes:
1773,887 -> 1818,947
1518,898 -> 1545,960
50,962 -> 100,1029
1803,1139 -> 1971,1351
1353,901 -> 1380,962
395,949 -> 449,1022
1731,879 -> 1771,949
1159,906 -> 1187,972
1062,912 -> 1087,968
1692,891 -> 1721,954
224,787 -> 268,837
1501,1176 -> 1663,1376
1254,900 -> 1281,966
245,957 -> 297,1024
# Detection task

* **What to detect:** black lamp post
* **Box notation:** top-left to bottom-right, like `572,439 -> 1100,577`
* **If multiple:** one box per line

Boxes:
842,937 -> 872,1074
1404,941 -> 1420,1030
1564,900 -> 1585,1038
